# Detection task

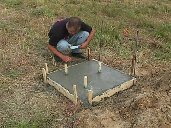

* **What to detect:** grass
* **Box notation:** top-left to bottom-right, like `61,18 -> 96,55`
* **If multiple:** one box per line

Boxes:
1,0 -> 171,127
4,121 -> 38,128
31,6 -> 55,17
4,115 -> 56,128
4,69 -> 23,79
1,0 -> 23,8
1,0 -> 170,60
155,23 -> 171,40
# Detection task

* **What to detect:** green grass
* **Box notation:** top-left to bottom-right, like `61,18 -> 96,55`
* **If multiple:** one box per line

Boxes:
155,23 -> 171,40
154,41 -> 171,61
2,112 -> 61,128
3,120 -> 38,128
31,6 -> 55,17
4,69 -> 23,79
0,0 -> 170,70
0,0 -> 23,8
0,0 -> 170,68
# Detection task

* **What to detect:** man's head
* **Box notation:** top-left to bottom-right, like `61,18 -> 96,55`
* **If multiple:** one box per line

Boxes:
66,17 -> 81,35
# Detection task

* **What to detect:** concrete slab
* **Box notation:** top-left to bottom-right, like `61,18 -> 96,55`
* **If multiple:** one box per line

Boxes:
46,60 -> 134,105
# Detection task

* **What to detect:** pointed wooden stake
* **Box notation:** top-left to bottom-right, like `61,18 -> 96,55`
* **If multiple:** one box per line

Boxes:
98,61 -> 102,73
45,63 -> 48,74
73,85 -> 78,104
87,48 -> 90,60
52,56 -> 55,65
88,90 -> 93,105
42,68 -> 47,83
84,76 -> 88,88
64,64 -> 68,75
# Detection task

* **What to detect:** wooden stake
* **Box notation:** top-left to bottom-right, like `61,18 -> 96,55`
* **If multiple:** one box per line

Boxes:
130,53 -> 136,76
52,56 -> 57,66
64,64 -> 68,74
130,30 -> 138,77
52,56 -> 55,65
73,85 -> 78,104
87,48 -> 90,60
42,68 -> 47,83
133,55 -> 136,77
88,90 -> 93,105
98,61 -> 102,73
136,30 -> 139,52
84,76 -> 88,88
45,63 -> 48,74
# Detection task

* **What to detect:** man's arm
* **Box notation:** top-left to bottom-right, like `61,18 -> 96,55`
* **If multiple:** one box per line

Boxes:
48,44 -> 72,62
80,29 -> 96,49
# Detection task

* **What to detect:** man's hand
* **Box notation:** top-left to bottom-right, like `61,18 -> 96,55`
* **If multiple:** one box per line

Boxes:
80,29 -> 96,49
61,55 -> 72,62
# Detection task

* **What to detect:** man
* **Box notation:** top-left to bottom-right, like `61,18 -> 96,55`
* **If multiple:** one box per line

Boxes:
48,17 -> 95,62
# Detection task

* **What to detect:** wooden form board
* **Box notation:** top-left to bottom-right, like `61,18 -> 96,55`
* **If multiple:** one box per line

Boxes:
47,78 -> 78,104
43,60 -> 135,105
46,77 -> 135,105
92,78 -> 136,102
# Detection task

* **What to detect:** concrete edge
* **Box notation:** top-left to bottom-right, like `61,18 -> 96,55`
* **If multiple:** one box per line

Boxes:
92,78 -> 136,103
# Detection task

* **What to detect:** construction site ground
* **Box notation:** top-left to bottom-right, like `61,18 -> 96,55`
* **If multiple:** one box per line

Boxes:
1,49 -> 171,127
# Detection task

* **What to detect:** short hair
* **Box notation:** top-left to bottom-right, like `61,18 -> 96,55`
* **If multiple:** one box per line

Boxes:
66,17 -> 81,30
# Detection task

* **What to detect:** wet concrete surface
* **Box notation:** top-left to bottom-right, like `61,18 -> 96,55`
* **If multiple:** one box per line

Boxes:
48,60 -> 133,104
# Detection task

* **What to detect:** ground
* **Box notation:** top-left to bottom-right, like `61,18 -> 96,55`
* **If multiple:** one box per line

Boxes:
1,0 -> 171,128
1,50 -> 171,128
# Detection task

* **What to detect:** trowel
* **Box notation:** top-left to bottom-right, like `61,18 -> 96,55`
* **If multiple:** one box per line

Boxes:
70,45 -> 81,50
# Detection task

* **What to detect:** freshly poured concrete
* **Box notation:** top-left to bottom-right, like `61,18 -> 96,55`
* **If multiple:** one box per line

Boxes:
47,60 -> 133,103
